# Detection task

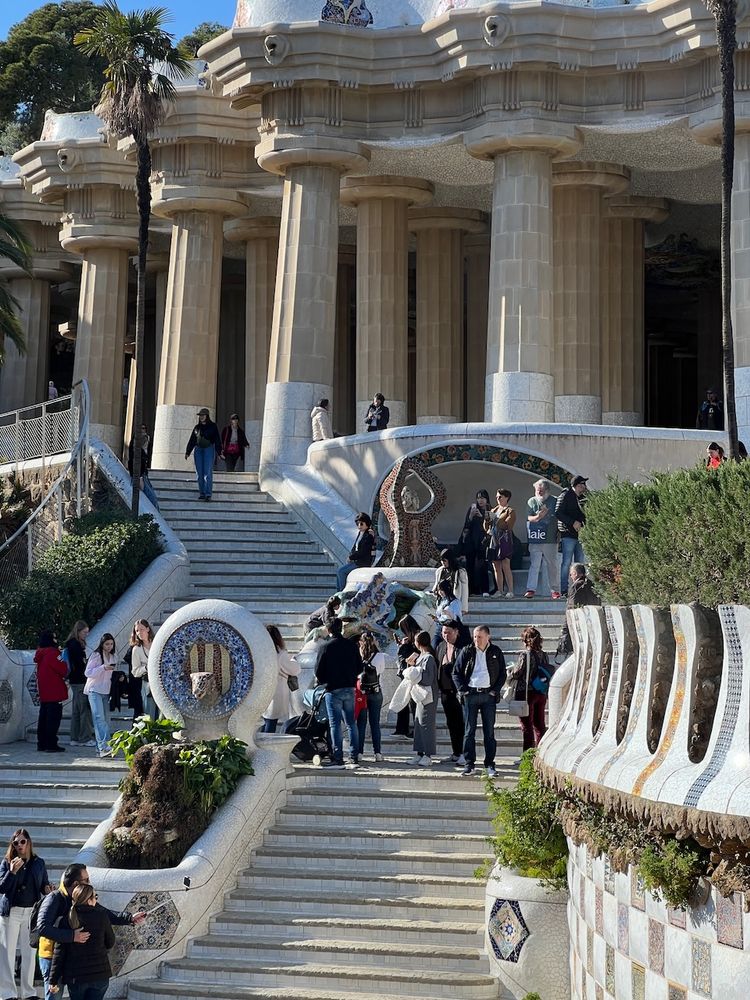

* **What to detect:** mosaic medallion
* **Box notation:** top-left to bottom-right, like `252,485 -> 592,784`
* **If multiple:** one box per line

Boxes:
26,671 -> 39,707
321,0 -> 373,25
488,898 -> 530,963
109,890 -> 180,976
157,618 -> 253,719
0,679 -> 13,723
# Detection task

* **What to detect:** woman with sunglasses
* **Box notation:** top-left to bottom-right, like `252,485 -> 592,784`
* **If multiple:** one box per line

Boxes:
0,828 -> 52,999
48,883 -> 115,1000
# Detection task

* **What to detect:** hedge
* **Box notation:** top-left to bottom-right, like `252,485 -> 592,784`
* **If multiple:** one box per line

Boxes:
582,460 -> 750,607
0,511 -> 163,649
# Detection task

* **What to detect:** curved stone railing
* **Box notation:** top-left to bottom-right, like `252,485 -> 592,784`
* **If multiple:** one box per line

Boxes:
537,602 -> 750,1000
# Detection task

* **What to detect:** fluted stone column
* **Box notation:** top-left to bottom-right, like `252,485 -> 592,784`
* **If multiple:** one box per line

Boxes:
465,234 -> 490,423
341,176 -> 433,429
552,162 -> 630,424
225,216 -> 279,469
410,208 -> 486,423
152,209 -> 225,468
733,132 -> 750,443
334,247 -> 356,436
255,137 -> 369,469
601,196 -> 668,425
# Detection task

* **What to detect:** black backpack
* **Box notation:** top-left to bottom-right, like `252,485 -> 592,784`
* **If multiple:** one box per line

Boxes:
359,657 -> 381,694
28,897 -> 44,947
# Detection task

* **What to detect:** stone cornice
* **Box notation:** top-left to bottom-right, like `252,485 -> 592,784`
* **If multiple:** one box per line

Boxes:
13,138 -> 135,204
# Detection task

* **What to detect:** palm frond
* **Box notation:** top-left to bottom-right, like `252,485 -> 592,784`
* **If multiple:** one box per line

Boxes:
0,284 -> 26,362
0,214 -> 32,275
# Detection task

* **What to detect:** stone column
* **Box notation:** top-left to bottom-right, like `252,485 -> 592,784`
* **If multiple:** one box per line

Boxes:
601,196 -> 668,425
334,247 -> 356,436
224,216 -> 279,469
152,209 -> 226,469
552,162 -> 630,424
255,138 -> 369,468
410,208 -> 486,423
733,132 -> 750,443
341,176 -> 433,429
465,234 -> 490,423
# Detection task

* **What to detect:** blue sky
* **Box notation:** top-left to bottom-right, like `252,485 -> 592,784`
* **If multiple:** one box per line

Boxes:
0,0 -> 236,44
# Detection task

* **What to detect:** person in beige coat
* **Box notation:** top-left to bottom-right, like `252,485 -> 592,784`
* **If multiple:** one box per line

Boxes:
310,399 -> 333,441
262,626 -> 302,732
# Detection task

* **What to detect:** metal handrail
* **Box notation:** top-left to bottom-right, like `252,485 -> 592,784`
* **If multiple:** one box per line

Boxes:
0,380 -> 91,570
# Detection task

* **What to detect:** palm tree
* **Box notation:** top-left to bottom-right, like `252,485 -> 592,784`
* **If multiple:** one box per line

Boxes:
75,2 -> 189,513
704,0 -> 739,459
0,212 -> 32,371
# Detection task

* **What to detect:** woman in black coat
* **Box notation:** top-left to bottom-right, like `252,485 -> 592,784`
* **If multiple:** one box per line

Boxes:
49,882 -> 115,1000
184,407 -> 222,501
460,489 -> 492,595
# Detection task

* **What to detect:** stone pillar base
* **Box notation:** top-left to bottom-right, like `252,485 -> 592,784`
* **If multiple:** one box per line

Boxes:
261,381 -> 333,468
555,394 -> 601,425
90,422 -> 121,452
245,418 -> 262,471
356,398 -> 407,432
736,367 -> 750,444
602,411 -> 642,426
486,372 -> 555,423
152,403 -> 203,471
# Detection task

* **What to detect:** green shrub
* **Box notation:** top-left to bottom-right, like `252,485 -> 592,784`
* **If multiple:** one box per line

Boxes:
583,460 -> 750,607
177,735 -> 255,815
0,511 -> 162,648
638,839 -> 705,910
478,749 -> 568,891
0,473 -> 34,544
110,716 -> 183,766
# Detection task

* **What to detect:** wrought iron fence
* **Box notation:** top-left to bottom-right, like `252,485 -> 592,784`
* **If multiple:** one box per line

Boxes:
0,381 -> 91,592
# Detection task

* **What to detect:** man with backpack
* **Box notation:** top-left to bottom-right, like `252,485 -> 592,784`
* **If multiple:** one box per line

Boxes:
555,475 -> 588,597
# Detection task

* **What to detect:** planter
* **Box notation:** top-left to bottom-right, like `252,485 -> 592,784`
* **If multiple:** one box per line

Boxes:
485,863 -> 570,1000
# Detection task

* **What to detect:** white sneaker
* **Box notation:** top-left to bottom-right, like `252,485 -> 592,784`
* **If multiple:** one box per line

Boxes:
98,749 -> 112,758
418,755 -> 433,767
408,754 -> 422,766
84,740 -> 97,748
374,753 -> 384,762
69,740 -> 84,747
504,592 -> 515,599
482,592 -> 489,598
456,754 -> 466,766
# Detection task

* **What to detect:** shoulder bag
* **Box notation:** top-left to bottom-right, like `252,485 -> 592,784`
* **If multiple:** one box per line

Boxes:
504,651 -> 530,717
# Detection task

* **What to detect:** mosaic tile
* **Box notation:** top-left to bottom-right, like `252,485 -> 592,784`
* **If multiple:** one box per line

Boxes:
596,985 -> 604,1000
26,670 -> 39,707
596,886 -> 604,935
715,890 -> 744,949
691,937 -> 712,997
598,605 -> 650,782
604,854 -> 615,894
580,871 -> 586,917
321,0 -> 374,26
109,890 -> 180,976
648,918 -> 665,975
684,606 -> 742,808
618,903 -> 630,954
631,962 -> 646,1000
586,848 -> 594,881
488,898 -> 530,963
667,985 -> 688,1000
587,926 -> 594,975
668,906 -> 687,929
0,679 -> 12,723
631,869 -> 646,910
606,943 -> 615,994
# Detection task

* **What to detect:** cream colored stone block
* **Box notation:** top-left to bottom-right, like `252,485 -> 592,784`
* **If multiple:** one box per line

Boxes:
0,276 -> 50,410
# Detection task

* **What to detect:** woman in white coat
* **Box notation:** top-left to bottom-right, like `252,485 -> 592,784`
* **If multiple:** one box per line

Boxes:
262,626 -> 301,733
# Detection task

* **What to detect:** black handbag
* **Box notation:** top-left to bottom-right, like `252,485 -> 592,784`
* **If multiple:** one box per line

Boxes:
286,675 -> 300,692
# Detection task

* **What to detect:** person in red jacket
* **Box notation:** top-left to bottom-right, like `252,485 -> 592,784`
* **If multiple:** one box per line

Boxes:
35,631 -> 69,753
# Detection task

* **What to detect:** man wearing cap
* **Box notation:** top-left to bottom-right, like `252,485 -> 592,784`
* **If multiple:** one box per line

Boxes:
555,475 -> 588,597
184,407 -> 222,500
695,388 -> 724,431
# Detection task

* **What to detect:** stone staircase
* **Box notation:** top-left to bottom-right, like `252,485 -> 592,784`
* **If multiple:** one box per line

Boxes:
127,750 -> 517,1000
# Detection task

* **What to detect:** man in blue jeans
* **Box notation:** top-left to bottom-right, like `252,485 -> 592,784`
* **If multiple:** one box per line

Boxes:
453,625 -> 506,778
555,475 -> 588,596
315,618 -> 362,767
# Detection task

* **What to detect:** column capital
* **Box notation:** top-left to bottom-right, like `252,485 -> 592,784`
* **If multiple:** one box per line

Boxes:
255,135 -> 369,177
224,216 -> 280,244
408,207 -> 487,234
605,194 -> 669,224
552,161 -> 630,195
61,231 -> 138,255
341,175 -> 433,207
690,117 -> 750,147
465,124 -> 581,163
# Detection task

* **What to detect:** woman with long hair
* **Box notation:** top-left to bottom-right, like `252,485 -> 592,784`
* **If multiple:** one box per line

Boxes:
510,626 -> 555,751
65,620 -> 95,747
706,441 -> 725,469
128,620 -> 155,720
262,626 -> 301,733
84,634 -> 116,758
432,548 -> 469,616
460,489 -> 492,595
0,828 -> 51,1000
48,882 -> 115,1000
486,488 -> 516,598
392,614 -> 420,740
357,632 -> 385,762
407,631 -> 439,767
432,579 -> 464,647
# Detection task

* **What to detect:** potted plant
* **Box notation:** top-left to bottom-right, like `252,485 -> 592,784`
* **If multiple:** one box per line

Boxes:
480,750 -> 571,1000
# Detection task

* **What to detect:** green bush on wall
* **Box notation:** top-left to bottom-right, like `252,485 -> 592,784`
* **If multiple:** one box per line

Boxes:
582,460 -> 750,607
0,511 -> 163,648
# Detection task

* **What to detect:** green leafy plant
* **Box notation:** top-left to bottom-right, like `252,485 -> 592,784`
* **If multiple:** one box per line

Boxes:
0,510 -> 162,648
177,735 -> 255,815
522,994 -> 543,1000
638,840 -> 706,910
478,749 -> 568,891
109,716 -> 182,766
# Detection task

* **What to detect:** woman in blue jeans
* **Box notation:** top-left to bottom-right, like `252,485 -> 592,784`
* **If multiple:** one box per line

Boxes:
356,633 -> 385,762
84,635 -> 116,758
48,882 -> 115,1000
184,407 -> 221,500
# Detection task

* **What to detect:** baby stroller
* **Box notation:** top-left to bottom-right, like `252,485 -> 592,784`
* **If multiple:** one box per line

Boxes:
284,685 -> 332,765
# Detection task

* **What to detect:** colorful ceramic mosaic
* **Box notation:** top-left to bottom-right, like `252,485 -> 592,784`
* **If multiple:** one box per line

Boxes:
691,937 -> 712,997
685,606 -> 742,808
378,456 -> 445,566
667,906 -> 687,929
0,679 -> 13,723
596,887 -> 604,935
109,891 -> 180,976
572,609 -> 614,773
648,918 -> 665,974
157,618 -> 253,719
587,926 -> 594,974
631,962 -> 646,1000
617,903 -> 629,954
26,670 -> 39,707
604,855 -> 615,895
667,985 -> 688,1000
630,869 -> 646,911
488,898 -> 530,963
606,943 -> 615,993
715,890 -> 744,949
321,0 -> 373,26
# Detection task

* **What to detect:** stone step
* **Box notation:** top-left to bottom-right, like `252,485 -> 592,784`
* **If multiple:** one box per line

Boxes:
188,933 -> 489,974
0,798 -> 112,821
157,955 -> 498,998
0,761 -> 125,783
277,805 -> 492,835
129,979 -> 504,1000
184,542 -> 325,558
159,499 -> 287,515
250,845 -> 484,877
224,887 -> 484,922
149,471 -> 259,485
188,571 -> 336,587
0,779 -> 120,802
166,511 -> 303,527
284,786 -> 489,814
263,827 -> 489,856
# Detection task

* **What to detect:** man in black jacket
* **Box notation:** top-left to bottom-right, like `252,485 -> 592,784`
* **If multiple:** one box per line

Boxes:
315,619 -> 363,767
556,563 -> 602,659
555,475 -> 588,597
435,620 -> 470,764
453,625 -> 506,778
37,863 -> 145,1000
